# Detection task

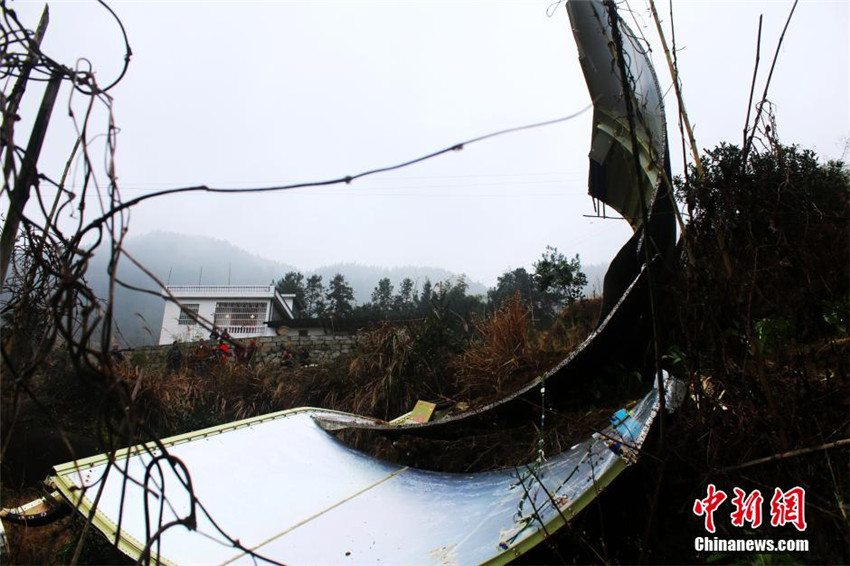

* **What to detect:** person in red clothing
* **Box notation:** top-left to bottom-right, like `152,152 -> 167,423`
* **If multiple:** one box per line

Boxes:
217,339 -> 232,362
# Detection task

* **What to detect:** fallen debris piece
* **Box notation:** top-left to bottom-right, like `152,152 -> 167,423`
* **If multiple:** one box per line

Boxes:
44,376 -> 683,565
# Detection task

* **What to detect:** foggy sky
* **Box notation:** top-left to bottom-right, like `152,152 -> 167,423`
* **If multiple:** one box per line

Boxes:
9,0 -> 850,286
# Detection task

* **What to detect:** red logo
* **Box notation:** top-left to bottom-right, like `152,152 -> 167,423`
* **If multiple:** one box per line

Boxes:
730,488 -> 764,528
693,484 -> 727,533
694,485 -> 807,533
770,487 -> 807,531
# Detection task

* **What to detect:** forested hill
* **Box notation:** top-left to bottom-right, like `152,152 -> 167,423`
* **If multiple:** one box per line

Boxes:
87,231 -> 489,346
310,263 -> 487,302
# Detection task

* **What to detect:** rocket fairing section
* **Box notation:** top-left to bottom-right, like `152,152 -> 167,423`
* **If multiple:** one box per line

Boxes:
567,0 -> 669,230
42,1 -> 682,564
48,377 -> 683,566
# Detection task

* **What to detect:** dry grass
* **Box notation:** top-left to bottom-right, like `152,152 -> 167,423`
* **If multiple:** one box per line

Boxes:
541,296 -> 602,353
133,365 -> 287,433
452,295 -> 601,400
346,322 -> 418,418
451,294 -> 539,397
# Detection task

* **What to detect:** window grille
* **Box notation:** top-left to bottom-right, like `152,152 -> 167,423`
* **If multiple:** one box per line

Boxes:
178,304 -> 200,325
214,302 -> 266,333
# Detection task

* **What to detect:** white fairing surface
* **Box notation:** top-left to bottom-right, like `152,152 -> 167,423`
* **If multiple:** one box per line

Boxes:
50,377 -> 681,566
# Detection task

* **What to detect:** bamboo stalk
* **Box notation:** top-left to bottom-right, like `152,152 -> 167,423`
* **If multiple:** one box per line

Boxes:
720,438 -> 850,473
648,0 -> 703,180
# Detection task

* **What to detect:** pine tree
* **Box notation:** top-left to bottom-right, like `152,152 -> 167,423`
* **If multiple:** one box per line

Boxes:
326,273 -> 355,318
276,271 -> 306,315
304,274 -> 326,318
371,277 -> 394,316
394,277 -> 416,316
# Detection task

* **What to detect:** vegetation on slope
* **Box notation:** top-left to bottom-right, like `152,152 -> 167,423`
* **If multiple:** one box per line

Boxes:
534,141 -> 849,565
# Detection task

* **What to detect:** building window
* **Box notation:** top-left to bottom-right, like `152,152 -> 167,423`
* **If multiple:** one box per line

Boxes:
178,304 -> 200,325
214,302 -> 266,333
299,329 -> 309,337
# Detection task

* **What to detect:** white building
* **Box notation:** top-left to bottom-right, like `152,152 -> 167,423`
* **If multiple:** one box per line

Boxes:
158,285 -> 296,345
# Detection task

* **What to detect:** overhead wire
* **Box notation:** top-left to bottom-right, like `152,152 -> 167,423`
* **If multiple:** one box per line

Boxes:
78,105 -> 593,238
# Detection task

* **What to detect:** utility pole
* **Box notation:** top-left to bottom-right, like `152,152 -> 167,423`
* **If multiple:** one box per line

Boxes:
1,6 -> 49,178
0,6 -> 61,284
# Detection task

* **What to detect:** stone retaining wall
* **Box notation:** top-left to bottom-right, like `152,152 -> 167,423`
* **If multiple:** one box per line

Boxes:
130,333 -> 358,367
252,334 -> 357,365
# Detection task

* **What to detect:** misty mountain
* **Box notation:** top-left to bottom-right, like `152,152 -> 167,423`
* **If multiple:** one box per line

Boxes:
88,232 -> 490,347
581,263 -> 608,298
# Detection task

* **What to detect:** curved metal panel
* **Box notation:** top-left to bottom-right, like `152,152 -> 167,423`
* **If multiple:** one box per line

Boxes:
567,0 -> 668,228
49,378 -> 681,566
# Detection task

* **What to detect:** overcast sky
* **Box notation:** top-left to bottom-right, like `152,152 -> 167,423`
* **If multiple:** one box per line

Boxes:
10,0 -> 850,287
